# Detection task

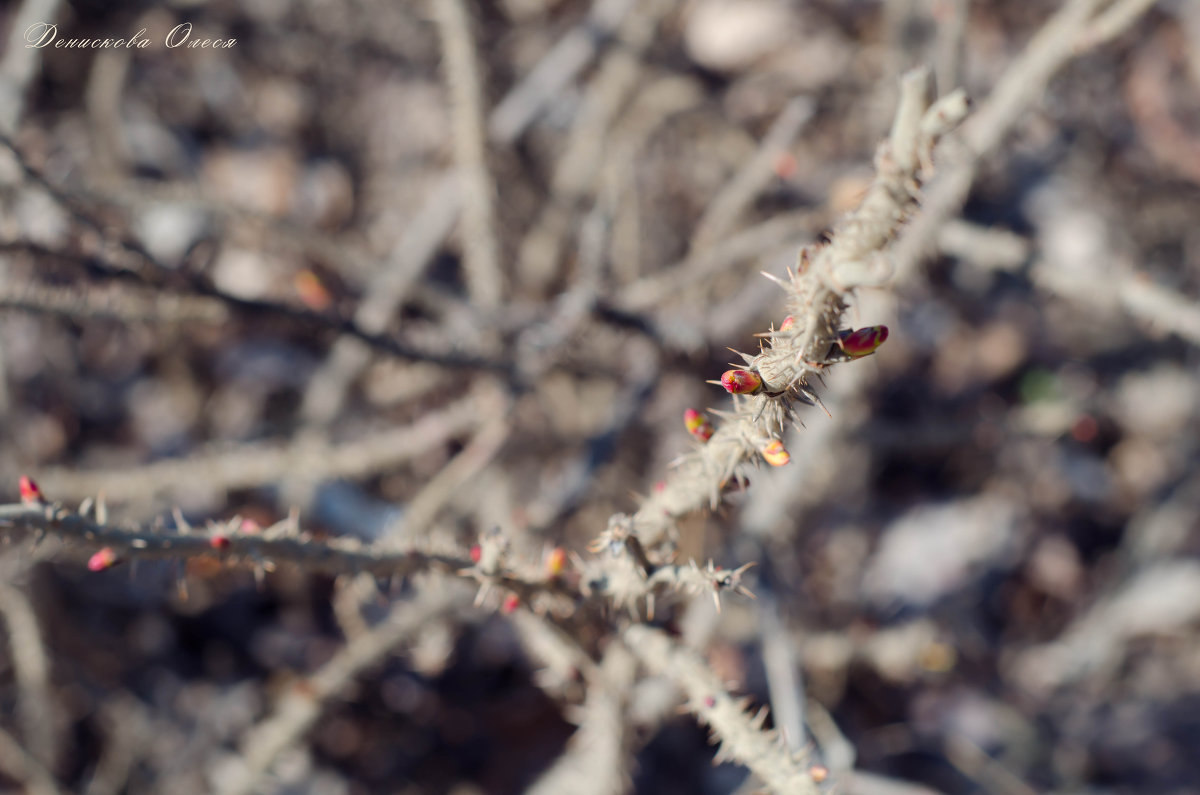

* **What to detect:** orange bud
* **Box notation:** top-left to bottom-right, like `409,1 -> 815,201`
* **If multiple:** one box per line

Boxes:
837,325 -> 889,358
683,409 -> 714,442
779,315 -> 795,331
18,475 -> 43,504
761,439 -> 790,467
294,269 -> 332,311
809,765 -> 829,783
88,547 -> 121,571
546,547 -> 567,577
720,369 -> 762,394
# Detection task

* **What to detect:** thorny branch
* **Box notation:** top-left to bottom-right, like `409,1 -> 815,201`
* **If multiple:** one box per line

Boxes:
599,71 -> 968,559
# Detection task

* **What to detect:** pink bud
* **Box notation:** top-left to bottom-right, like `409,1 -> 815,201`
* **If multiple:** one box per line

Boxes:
18,476 -> 42,504
761,439 -> 790,467
720,370 -> 762,395
88,547 -> 121,571
779,315 -> 795,331
501,593 -> 520,614
837,325 -> 889,358
469,544 -> 482,564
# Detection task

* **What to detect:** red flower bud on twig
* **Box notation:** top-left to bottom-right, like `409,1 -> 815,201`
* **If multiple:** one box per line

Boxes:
18,476 -> 43,505
469,544 -> 482,564
88,547 -> 121,571
837,325 -> 889,358
210,535 -> 232,551
501,593 -> 520,614
720,370 -> 762,394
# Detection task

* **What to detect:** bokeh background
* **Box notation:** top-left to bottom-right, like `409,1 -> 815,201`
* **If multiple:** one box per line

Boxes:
1,0 -> 1199,793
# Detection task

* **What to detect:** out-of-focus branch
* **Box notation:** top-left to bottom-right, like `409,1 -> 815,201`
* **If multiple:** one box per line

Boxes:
0,582 -> 56,770
213,580 -> 469,795
523,640 -> 635,795
34,389 -> 486,502
689,97 -> 815,253
0,501 -> 468,579
624,624 -> 820,795
0,725 -> 63,795
0,273 -> 227,324
0,135 -> 513,374
432,0 -> 503,308
0,0 -> 63,137
891,0 -> 1162,283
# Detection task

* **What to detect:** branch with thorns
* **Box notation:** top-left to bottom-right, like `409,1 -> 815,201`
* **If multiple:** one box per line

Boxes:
599,70 -> 968,568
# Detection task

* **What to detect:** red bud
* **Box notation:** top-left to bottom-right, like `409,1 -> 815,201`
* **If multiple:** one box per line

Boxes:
88,547 -> 121,571
501,593 -> 520,614
837,325 -> 889,358
779,315 -> 795,331
210,535 -> 232,551
18,476 -> 42,504
469,544 -> 482,564
720,370 -> 762,395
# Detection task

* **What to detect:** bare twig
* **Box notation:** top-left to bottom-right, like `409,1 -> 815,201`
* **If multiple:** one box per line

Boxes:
0,725 -> 63,795
0,0 -> 64,137
516,0 -> 675,292
213,580 -> 468,795
34,389 -> 486,502
432,0 -> 503,308
0,582 -> 56,770
389,396 -> 514,536
891,0 -> 1162,282
689,97 -> 815,253
0,275 -> 227,324
0,501 -> 469,579
0,135 -> 512,373
488,0 -> 640,143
